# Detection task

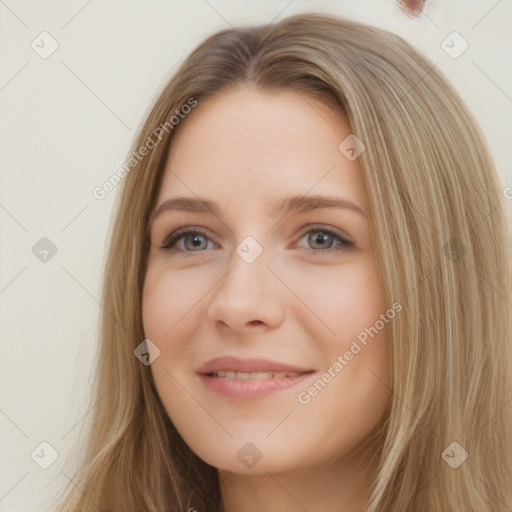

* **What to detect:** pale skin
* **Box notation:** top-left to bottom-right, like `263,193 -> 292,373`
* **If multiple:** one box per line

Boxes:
142,86 -> 391,512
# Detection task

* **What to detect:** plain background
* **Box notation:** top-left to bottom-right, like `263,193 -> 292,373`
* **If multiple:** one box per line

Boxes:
0,1 -> 511,510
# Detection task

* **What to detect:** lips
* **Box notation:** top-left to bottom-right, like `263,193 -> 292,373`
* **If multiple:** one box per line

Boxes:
211,370 -> 301,380
197,356 -> 315,400
197,355 -> 313,376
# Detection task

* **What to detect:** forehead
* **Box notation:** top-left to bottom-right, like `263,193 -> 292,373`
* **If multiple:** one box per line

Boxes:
157,86 -> 368,214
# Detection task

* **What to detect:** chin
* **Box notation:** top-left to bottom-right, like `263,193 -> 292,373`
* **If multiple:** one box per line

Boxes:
179,431 -> 315,476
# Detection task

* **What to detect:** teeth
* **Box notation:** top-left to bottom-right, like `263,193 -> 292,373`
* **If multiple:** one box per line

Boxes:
213,370 -> 300,380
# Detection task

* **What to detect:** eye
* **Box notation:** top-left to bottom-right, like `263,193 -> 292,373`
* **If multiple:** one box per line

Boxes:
160,228 -> 216,252
159,224 -> 355,255
297,225 -> 355,254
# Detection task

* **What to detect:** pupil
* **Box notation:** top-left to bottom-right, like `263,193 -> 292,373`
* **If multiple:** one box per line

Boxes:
313,232 -> 329,248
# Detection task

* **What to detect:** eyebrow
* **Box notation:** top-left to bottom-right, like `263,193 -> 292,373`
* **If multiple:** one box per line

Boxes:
151,194 -> 367,224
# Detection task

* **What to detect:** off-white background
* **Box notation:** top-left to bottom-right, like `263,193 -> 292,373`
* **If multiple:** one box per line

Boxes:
0,1 -> 511,510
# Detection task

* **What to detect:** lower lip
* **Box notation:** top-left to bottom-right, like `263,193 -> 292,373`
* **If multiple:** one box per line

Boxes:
198,372 -> 314,400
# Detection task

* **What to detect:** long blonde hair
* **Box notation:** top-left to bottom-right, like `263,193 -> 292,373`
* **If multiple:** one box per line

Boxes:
52,12 -> 512,512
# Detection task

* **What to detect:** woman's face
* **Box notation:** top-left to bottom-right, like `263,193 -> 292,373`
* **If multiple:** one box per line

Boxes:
142,86 -> 391,475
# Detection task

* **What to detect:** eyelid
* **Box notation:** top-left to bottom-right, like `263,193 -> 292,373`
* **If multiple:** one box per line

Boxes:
159,225 -> 216,251
296,219 -> 354,245
159,221 -> 356,254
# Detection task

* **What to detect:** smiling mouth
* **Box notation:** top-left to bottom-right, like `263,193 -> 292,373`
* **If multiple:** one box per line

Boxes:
207,370 -> 309,380
196,356 -> 315,399
199,369 -> 315,400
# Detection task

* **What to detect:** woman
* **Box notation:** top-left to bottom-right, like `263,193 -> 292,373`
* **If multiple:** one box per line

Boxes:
53,12 -> 512,512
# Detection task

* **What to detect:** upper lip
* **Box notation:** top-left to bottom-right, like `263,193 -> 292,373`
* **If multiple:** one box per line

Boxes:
197,356 -> 313,375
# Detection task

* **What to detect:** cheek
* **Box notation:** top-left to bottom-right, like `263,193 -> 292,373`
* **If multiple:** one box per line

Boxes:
142,267 -> 204,424
142,264 -> 204,340
293,254 -> 386,346
331,256 -> 390,384
294,254 -> 390,408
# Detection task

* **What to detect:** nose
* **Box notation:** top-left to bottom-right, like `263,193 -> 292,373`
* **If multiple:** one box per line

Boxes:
206,245 -> 285,333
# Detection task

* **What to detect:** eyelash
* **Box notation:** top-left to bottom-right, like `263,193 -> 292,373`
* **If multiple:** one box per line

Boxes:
159,221 -> 355,256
